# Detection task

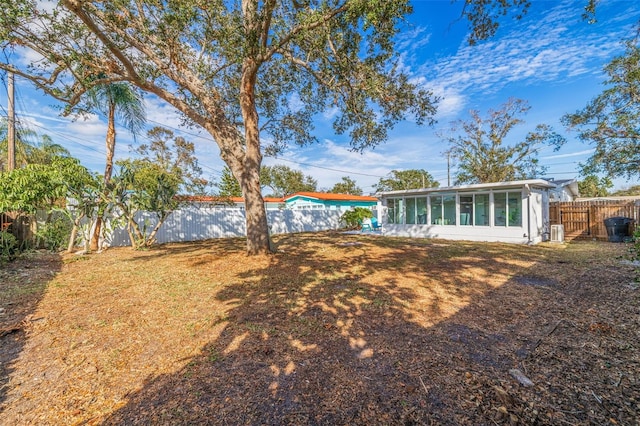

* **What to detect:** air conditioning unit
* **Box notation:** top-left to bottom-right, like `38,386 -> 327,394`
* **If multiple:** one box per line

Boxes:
550,224 -> 564,242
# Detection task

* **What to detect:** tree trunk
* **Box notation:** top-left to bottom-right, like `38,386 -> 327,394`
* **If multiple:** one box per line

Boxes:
90,104 -> 116,252
66,215 -> 83,253
238,50 -> 272,255
145,212 -> 169,247
242,165 -> 271,255
90,215 -> 103,251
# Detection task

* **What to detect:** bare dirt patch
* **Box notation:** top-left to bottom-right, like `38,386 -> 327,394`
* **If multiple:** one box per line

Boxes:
0,233 -> 638,425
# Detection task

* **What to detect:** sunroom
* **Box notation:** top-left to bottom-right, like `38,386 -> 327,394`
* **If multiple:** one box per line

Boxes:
375,179 -> 555,244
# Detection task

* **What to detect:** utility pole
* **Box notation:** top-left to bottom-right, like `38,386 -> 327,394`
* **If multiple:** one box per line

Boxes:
7,71 -> 16,171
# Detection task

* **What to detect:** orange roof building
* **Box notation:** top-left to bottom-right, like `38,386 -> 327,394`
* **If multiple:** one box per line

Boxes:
178,192 -> 378,211
283,192 -> 378,211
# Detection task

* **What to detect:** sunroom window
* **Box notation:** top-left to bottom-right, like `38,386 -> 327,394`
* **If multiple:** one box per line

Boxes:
431,196 -> 443,224
387,198 -> 403,224
494,192 -> 522,227
417,197 -> 427,224
459,195 -> 473,226
459,193 -> 490,226
443,195 -> 456,225
474,194 -> 490,226
430,194 -> 456,225
405,198 -> 417,224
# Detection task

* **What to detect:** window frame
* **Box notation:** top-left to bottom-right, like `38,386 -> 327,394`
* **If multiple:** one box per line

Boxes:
492,191 -> 523,228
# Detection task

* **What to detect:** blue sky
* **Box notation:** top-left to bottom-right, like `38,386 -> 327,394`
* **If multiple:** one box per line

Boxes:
1,0 -> 639,194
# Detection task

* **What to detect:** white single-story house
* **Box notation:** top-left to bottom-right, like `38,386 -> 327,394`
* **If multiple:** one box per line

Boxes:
547,178 -> 579,201
375,179 -> 556,244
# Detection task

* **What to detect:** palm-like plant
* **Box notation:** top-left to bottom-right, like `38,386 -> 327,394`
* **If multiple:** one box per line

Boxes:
0,121 -> 70,170
86,82 -> 146,251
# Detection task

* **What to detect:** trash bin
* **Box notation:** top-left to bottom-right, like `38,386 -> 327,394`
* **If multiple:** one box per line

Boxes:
603,217 -> 633,242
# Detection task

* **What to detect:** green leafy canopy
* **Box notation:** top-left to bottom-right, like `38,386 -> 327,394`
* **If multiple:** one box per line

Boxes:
563,28 -> 640,181
374,169 -> 439,192
441,98 -> 565,185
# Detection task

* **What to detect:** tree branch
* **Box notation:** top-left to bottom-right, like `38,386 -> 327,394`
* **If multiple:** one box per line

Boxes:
262,2 -> 349,62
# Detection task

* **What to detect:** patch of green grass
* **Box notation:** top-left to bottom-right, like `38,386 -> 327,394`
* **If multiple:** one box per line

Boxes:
244,321 -> 275,335
1,282 -> 44,298
207,347 -> 220,363
370,297 -> 390,309
63,255 -> 90,264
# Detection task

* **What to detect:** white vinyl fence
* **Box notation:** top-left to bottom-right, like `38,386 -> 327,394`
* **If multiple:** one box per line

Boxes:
104,206 -> 344,247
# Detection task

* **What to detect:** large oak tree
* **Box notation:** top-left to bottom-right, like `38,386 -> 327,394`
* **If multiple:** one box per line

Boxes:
261,164 -> 317,197
563,29 -> 640,181
330,176 -> 362,195
374,169 -> 439,192
440,98 -> 565,185
0,0 -> 542,254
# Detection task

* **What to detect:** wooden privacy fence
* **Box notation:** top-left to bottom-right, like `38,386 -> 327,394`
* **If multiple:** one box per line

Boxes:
550,200 -> 640,241
0,212 -> 38,246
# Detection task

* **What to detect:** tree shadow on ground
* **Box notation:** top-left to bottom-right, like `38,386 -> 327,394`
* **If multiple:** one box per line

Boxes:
114,236 -> 248,264
102,233 -> 586,425
0,253 -> 62,407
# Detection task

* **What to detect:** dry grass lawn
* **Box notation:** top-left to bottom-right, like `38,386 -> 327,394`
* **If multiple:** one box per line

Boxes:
0,232 -> 638,425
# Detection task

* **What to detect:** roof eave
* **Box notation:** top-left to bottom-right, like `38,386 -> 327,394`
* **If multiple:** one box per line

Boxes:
376,179 -> 556,197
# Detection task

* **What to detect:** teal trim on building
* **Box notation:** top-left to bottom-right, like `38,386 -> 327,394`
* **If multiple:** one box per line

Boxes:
284,193 -> 377,211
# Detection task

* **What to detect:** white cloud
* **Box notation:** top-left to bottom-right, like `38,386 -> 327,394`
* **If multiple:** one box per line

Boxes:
322,106 -> 340,120
263,139 -> 413,192
396,26 -> 432,53
144,97 -> 184,131
432,86 -> 466,119
541,149 -> 594,160
418,0 -> 637,105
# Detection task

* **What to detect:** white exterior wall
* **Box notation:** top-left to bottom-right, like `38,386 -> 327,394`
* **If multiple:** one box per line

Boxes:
380,185 -> 550,244
550,188 -> 574,202
528,187 -> 550,243
103,207 -> 343,247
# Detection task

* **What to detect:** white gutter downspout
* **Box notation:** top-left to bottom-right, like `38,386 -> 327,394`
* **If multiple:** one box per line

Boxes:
525,184 -> 532,244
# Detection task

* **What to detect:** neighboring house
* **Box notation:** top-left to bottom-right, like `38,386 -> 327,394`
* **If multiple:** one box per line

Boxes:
283,192 -> 378,211
178,196 -> 284,210
575,195 -> 640,202
376,179 -> 556,244
546,178 -> 579,202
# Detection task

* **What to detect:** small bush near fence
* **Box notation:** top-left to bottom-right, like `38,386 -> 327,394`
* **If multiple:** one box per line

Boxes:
340,207 -> 373,229
0,230 -> 19,263
36,215 -> 73,252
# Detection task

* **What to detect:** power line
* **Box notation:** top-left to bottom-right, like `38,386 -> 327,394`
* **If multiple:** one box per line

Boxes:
26,121 -> 107,158
0,74 -> 588,184
145,117 -> 388,179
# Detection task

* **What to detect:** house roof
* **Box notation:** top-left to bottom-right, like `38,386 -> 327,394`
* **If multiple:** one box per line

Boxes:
545,178 -> 580,198
575,196 -> 640,202
176,195 -> 284,203
283,192 -> 378,202
178,192 -> 378,204
376,179 -> 556,196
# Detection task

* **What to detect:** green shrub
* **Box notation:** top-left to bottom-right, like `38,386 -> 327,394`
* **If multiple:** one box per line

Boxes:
37,216 -> 72,252
626,228 -> 640,281
340,207 -> 373,229
0,230 -> 18,262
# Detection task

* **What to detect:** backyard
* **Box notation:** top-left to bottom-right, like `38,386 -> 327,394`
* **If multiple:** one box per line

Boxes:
0,232 -> 638,425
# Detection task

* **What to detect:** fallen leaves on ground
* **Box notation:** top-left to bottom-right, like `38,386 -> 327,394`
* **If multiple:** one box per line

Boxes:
0,233 -> 638,425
